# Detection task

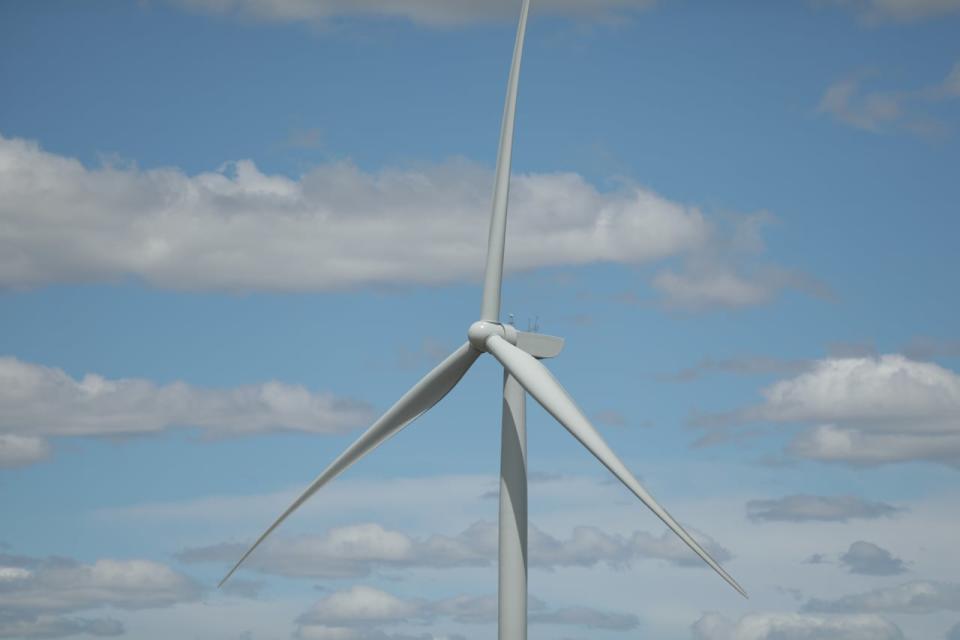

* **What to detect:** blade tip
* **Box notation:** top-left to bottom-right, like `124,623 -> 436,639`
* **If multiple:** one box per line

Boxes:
218,565 -> 239,589
729,579 -> 748,599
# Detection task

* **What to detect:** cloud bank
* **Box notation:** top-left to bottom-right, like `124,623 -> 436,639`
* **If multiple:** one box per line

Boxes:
0,134 -> 806,309
169,0 -> 658,28
692,611 -> 904,640
0,552 -> 200,638
293,584 -> 638,639
804,581 -> 960,615
0,355 -> 373,466
0,134 -> 705,292
178,519 -> 731,578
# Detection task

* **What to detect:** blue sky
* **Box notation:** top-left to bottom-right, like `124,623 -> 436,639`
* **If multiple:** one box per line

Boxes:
1,1 -> 959,639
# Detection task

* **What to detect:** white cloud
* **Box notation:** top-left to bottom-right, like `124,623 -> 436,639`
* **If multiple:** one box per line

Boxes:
746,495 -> 900,523
692,611 -> 904,640
790,425 -> 960,467
81,472 -> 960,639
298,586 -> 423,626
817,61 -> 960,136
652,269 -> 773,309
295,627 -> 460,640
726,354 -> 960,467
757,355 -> 960,426
0,134 -> 708,293
0,434 -> 50,468
0,356 -> 373,463
294,585 -> 637,638
817,0 -> 960,24
693,611 -> 737,640
0,555 -> 201,615
0,614 -> 124,639
179,523 -> 435,579
178,519 -> 731,578
804,581 -> 960,615
168,0 -> 658,28
0,567 -> 33,581
649,212 -> 827,311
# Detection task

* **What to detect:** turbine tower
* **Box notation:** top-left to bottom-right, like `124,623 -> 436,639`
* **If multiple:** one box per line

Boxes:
220,1 -> 746,636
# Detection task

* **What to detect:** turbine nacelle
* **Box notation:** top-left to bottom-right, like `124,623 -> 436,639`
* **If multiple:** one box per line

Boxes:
469,320 -> 565,359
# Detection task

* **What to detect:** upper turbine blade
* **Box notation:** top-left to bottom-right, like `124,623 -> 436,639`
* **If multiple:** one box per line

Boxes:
479,0 -> 531,322
484,334 -> 748,598
218,342 -> 481,588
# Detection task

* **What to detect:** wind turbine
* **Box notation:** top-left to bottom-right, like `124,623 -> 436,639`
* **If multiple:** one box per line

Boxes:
219,0 -> 746,636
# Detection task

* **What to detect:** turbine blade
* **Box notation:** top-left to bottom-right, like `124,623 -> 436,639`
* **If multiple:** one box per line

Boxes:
219,342 -> 481,588
484,334 -> 748,598
479,0 -> 531,322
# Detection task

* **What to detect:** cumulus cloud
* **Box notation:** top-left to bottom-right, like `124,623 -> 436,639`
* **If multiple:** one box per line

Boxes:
168,0 -> 657,28
0,553 -> 200,634
804,581 -> 960,615
746,495 -> 900,523
816,0 -> 960,24
1,134 -> 807,310
839,541 -> 906,576
298,587 -> 424,627
0,134 -> 710,293
0,356 -> 373,466
754,355 -> 960,425
692,611 -> 904,640
178,520 -> 731,578
0,556 -> 201,613
713,354 -> 960,467
817,61 -> 960,136
790,426 -> 960,467
0,613 -> 123,639
181,523 -> 437,579
294,585 -> 636,638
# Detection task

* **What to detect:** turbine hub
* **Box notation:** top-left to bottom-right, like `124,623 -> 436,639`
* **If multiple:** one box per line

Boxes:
468,320 -> 517,351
